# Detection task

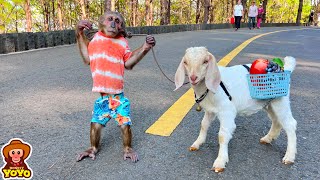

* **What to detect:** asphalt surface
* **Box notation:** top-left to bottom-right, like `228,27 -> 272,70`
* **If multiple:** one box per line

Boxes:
0,26 -> 319,180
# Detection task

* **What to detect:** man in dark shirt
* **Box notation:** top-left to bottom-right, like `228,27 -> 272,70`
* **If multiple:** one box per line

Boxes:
308,10 -> 314,26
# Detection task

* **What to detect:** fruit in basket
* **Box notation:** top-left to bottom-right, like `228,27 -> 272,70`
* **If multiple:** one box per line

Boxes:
250,58 -> 269,74
250,58 -> 285,74
272,58 -> 284,68
266,61 -> 284,73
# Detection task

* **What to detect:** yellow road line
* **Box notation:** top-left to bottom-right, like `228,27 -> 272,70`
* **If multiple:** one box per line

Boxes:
145,28 -> 304,136
145,89 -> 195,136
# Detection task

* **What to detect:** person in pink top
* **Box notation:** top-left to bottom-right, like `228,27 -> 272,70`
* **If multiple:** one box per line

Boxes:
257,3 -> 264,29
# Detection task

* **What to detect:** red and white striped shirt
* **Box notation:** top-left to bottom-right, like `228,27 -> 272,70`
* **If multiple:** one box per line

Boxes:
88,31 -> 132,94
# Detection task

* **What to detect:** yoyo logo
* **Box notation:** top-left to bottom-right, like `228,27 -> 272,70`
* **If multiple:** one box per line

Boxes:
1,138 -> 33,179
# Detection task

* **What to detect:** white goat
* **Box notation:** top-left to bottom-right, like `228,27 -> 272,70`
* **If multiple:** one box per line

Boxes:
174,47 -> 297,173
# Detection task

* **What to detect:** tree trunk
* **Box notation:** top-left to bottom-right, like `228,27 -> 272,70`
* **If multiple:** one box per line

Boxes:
86,0 -> 90,19
130,0 -> 138,26
40,0 -> 49,32
15,11 -> 18,32
203,0 -> 210,24
111,0 -> 115,11
79,0 -> 87,19
167,0 -> 171,24
160,0 -> 169,25
57,0 -> 64,30
296,0 -> 303,25
241,0 -> 247,22
145,0 -> 153,26
231,0 -> 234,13
196,0 -> 201,23
69,1 -> 73,31
105,0 -> 115,11
210,0 -> 215,23
24,0 -> 32,32
262,0 -> 267,23
101,0 -> 104,14
52,0 -> 56,30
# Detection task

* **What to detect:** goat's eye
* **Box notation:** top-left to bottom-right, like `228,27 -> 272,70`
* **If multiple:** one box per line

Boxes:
203,60 -> 208,64
183,61 -> 188,65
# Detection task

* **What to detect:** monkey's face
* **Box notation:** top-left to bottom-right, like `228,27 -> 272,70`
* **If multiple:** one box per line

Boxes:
9,149 -> 24,163
101,14 -> 123,38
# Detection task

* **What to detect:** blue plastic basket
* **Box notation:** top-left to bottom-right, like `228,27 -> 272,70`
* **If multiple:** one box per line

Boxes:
246,70 -> 291,99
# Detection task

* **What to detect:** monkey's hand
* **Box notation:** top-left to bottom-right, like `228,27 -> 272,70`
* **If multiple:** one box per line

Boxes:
76,147 -> 97,162
123,148 -> 139,163
142,35 -> 156,51
77,20 -> 93,33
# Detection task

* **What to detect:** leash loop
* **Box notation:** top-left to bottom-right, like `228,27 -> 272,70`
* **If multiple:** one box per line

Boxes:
131,33 -> 189,86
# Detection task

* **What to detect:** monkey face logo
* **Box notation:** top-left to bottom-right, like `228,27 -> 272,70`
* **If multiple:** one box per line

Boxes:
1,138 -> 33,179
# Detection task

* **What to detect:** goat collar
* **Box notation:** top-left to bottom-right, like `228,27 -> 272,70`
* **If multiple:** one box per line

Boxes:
194,81 -> 233,103
194,88 -> 209,104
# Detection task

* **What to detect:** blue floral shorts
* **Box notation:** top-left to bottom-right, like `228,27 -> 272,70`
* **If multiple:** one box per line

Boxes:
91,93 -> 131,126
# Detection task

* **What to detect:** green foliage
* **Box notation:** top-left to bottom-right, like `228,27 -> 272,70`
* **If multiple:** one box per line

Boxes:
0,0 -> 317,33
266,0 -> 312,23
0,0 -> 24,33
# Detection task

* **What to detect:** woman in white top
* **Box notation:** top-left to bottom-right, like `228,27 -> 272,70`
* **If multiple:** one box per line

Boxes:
233,0 -> 244,31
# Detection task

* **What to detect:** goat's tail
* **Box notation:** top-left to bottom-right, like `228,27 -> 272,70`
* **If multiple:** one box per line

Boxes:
284,56 -> 296,72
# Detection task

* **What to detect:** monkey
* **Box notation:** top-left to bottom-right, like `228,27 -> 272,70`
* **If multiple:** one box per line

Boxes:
75,11 -> 156,163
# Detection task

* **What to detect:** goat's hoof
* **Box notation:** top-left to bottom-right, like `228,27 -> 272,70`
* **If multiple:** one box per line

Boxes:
259,138 -> 271,144
211,167 -> 224,173
189,147 -> 198,151
282,159 -> 294,165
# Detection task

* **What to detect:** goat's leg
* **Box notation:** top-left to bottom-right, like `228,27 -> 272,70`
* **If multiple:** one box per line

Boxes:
212,112 -> 236,173
267,97 -> 297,164
260,105 -> 282,144
190,111 -> 215,151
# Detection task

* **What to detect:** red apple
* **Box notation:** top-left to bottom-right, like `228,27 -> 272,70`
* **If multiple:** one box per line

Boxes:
250,59 -> 269,74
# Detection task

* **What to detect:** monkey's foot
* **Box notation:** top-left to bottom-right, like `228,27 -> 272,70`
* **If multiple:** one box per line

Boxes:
76,148 -> 97,162
123,149 -> 139,163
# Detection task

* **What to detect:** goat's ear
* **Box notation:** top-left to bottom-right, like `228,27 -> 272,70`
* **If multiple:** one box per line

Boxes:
174,57 -> 186,91
205,53 -> 221,93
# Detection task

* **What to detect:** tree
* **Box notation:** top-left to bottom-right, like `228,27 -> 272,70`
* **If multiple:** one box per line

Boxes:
52,0 -> 56,30
79,0 -> 87,19
203,0 -> 211,23
130,0 -> 138,26
0,0 -> 314,33
146,0 -> 153,26
296,0 -> 303,24
262,0 -> 268,23
39,0 -> 50,32
24,0 -> 32,32
210,0 -> 215,23
241,0 -> 248,22
105,0 -> 115,11
57,0 -> 64,30
196,0 -> 201,23
160,0 -> 170,25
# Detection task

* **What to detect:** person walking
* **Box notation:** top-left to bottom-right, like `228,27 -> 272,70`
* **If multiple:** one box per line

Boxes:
248,1 -> 258,30
308,10 -> 314,26
257,3 -> 264,29
233,0 -> 244,31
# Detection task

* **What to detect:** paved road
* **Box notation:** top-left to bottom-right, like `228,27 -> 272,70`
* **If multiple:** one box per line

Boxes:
0,26 -> 319,180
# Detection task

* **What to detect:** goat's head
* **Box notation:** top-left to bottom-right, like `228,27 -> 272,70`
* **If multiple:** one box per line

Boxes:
174,47 -> 221,93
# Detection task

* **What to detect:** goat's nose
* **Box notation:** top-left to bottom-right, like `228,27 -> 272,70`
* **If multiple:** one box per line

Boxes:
190,75 -> 198,82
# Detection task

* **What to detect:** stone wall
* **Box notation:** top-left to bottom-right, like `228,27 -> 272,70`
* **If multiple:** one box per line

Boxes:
0,23 -> 297,54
